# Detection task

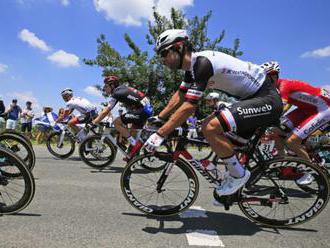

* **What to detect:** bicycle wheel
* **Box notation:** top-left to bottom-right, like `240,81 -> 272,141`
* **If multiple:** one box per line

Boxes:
0,129 -> 33,147
0,147 -> 35,214
139,143 -> 173,171
121,152 -> 199,216
238,157 -> 330,227
79,135 -> 117,169
0,133 -> 36,171
46,131 -> 75,159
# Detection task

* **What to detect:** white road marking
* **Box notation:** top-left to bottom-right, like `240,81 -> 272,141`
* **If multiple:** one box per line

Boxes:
179,206 -> 208,218
179,206 -> 225,247
186,229 -> 225,247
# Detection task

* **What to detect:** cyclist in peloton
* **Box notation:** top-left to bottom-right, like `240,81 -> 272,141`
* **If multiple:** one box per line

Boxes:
205,92 -> 232,110
144,29 -> 283,196
56,88 -> 97,142
92,75 -> 153,159
261,61 -> 330,163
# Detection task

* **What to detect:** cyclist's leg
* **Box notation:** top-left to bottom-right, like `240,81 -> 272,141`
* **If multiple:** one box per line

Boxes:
273,109 -> 307,157
118,108 -> 148,146
114,116 -> 130,139
287,109 -> 330,161
68,116 -> 80,134
203,92 -> 282,195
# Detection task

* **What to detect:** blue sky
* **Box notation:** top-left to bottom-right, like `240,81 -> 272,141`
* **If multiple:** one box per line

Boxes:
0,0 -> 329,114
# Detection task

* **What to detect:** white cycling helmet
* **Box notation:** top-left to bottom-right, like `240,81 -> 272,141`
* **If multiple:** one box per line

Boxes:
61,88 -> 73,97
260,61 -> 281,74
156,29 -> 189,54
205,92 -> 220,100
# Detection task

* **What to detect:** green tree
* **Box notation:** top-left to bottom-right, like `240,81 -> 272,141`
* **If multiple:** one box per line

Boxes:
84,8 -> 243,114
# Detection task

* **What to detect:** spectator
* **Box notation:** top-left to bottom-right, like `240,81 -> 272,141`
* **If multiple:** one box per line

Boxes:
35,107 -> 57,143
187,112 -> 198,139
5,99 -> 22,130
0,97 -> 6,128
21,101 -> 35,139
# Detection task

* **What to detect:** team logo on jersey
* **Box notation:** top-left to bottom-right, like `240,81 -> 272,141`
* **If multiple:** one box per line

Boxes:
302,117 -> 327,135
237,104 -> 272,117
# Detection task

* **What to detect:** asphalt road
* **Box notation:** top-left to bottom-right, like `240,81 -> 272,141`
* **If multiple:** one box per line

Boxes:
1,146 -> 330,248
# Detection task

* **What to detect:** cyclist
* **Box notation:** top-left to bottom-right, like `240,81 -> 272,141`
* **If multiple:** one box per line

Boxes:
261,61 -> 330,162
56,88 -> 97,141
145,29 -> 283,196
91,75 -> 153,159
204,92 -> 232,110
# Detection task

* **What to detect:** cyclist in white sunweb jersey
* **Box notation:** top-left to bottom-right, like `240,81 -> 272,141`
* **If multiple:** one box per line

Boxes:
144,29 -> 283,196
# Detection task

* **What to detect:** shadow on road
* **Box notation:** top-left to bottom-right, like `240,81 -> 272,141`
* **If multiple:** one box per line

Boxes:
37,156 -> 82,161
122,209 -> 318,236
87,166 -> 125,174
1,212 -> 42,217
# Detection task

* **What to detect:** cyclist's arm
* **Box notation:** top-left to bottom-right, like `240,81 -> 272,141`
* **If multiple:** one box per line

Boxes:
92,97 -> 117,125
56,109 -> 72,123
92,106 -> 111,125
158,102 -> 196,137
158,90 -> 185,119
158,56 -> 212,137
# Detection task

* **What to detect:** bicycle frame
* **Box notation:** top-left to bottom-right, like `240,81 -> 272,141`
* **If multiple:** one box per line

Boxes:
156,127 -> 269,190
96,126 -> 143,157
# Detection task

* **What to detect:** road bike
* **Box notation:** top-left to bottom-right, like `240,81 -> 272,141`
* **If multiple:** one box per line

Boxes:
45,121 -> 102,159
0,132 -> 36,171
0,146 -> 35,214
79,123 -> 172,169
121,126 -> 330,227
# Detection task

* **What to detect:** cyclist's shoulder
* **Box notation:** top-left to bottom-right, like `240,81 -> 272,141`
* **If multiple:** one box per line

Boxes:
278,78 -> 310,91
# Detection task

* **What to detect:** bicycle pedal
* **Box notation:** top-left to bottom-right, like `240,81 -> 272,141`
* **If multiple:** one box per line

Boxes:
213,189 -> 239,210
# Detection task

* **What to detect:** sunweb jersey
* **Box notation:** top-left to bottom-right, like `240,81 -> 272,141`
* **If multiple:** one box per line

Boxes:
179,50 -> 267,103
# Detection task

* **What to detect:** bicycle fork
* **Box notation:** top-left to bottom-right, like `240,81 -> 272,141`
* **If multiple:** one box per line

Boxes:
156,162 -> 175,193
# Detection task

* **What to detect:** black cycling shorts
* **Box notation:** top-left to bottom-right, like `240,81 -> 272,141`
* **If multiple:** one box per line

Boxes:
120,108 -> 149,128
216,76 -> 283,137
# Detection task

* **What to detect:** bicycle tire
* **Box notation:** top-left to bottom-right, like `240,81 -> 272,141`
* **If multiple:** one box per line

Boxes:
238,157 -> 330,227
0,133 -> 36,171
46,131 -> 75,159
0,147 -> 35,214
121,152 -> 199,216
0,129 -> 33,148
79,135 -> 117,168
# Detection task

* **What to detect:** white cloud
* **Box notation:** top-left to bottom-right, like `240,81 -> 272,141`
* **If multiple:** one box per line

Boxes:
0,63 -> 8,73
301,45 -> 330,58
84,86 -> 103,97
18,29 -> 51,52
47,50 -> 79,67
60,0 -> 70,6
156,0 -> 193,18
93,0 -> 193,26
